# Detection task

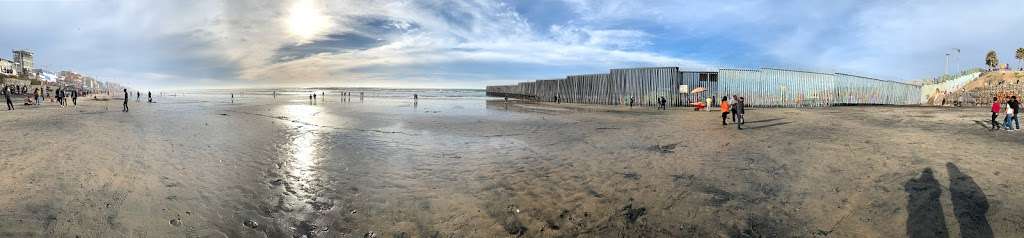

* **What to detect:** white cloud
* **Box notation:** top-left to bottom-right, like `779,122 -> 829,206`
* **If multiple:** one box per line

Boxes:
11,0 -> 1018,88
559,0 -> 1024,80
185,0 -> 710,85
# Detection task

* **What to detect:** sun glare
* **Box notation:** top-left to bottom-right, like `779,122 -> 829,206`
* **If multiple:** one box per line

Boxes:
284,0 -> 333,44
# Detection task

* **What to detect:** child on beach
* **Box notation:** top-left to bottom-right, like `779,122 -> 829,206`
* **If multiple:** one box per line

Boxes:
729,95 -> 738,123
720,96 -> 730,126
991,97 -> 1001,130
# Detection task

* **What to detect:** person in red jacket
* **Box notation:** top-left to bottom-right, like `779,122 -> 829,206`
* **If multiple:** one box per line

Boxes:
991,97 -> 1001,130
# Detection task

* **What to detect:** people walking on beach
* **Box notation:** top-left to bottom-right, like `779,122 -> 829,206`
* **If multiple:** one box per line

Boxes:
1004,104 -> 1014,131
1006,96 -> 1021,131
72,90 -> 78,106
736,97 -> 746,130
122,89 -> 129,112
147,91 -> 152,103
991,97 -> 1002,130
720,96 -> 730,126
4,86 -> 13,110
57,89 -> 65,107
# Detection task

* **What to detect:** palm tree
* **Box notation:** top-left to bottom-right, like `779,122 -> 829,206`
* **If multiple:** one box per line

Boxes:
986,50 -> 999,70
1016,48 -> 1024,70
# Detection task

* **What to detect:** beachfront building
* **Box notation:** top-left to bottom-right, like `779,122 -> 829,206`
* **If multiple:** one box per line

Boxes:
0,58 -> 18,78
13,50 -> 33,76
486,67 -> 923,107
59,70 -> 88,88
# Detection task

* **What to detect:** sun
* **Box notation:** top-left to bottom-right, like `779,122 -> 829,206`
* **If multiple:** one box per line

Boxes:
284,0 -> 333,44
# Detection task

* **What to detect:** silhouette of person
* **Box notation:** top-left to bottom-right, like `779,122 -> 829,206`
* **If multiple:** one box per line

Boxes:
947,163 -> 994,238
122,89 -> 129,112
904,168 -> 948,238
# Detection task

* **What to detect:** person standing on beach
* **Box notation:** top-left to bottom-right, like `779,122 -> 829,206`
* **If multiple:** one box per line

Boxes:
273,91 -> 277,99
729,95 -> 738,123
629,96 -> 635,107
33,88 -> 40,107
4,86 -> 13,110
231,93 -> 235,103
136,91 -> 140,102
736,97 -> 746,130
313,93 -> 317,101
720,96 -> 730,126
1004,103 -> 1014,131
147,91 -> 152,103
991,97 -> 1002,130
72,90 -> 78,106
122,89 -> 129,112
705,97 -> 712,112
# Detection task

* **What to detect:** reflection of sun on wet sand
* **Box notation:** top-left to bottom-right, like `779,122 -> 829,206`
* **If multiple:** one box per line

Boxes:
2,95 -> 1024,237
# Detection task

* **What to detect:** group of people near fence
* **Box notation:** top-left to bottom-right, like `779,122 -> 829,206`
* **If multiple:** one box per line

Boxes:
719,95 -> 746,130
991,96 -> 1021,131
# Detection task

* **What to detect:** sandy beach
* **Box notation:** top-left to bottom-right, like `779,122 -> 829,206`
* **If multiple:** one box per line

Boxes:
1,93 -> 1023,237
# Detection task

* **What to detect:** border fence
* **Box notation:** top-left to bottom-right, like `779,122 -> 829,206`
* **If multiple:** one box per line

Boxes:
486,67 -> 923,107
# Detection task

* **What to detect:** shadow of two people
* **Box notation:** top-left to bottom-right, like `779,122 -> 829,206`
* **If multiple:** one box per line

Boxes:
905,162 -> 993,238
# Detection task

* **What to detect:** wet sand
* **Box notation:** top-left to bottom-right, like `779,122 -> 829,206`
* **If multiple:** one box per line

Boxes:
1,95 -> 1024,237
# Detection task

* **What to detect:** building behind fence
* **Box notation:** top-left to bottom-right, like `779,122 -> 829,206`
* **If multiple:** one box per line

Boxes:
486,66 -> 923,107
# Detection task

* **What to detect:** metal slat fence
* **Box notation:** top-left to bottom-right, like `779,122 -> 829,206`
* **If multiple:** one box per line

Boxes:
486,67 -> 922,107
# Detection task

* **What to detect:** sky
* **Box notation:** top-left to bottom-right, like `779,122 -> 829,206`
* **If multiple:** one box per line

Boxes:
1,0 -> 1022,90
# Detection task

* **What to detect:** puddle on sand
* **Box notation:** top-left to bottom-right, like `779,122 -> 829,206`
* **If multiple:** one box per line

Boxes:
275,104 -> 332,235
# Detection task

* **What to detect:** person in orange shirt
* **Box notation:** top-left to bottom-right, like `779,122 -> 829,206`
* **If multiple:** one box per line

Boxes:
720,96 -> 730,126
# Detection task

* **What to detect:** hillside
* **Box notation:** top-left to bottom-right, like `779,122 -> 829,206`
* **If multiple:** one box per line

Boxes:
936,71 -> 1024,106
